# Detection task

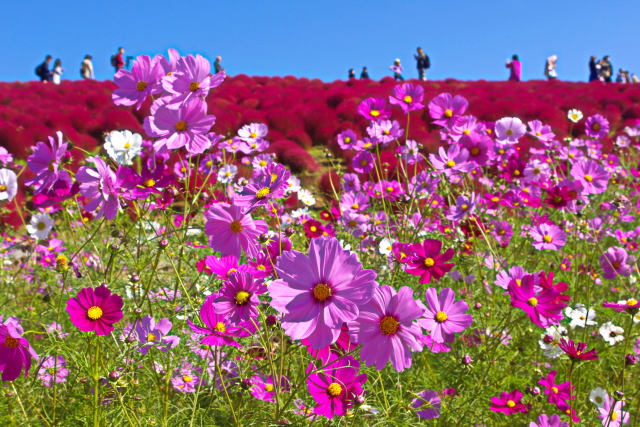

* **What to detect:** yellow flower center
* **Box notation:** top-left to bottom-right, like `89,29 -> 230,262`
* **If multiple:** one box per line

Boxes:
435,311 -> 448,322
506,129 -> 514,136
147,333 -> 157,342
37,221 -> 46,230
4,336 -> 19,348
313,283 -> 332,301
124,142 -> 131,149
189,81 -> 199,91
592,123 -> 600,131
229,220 -> 243,233
370,110 -> 380,117
445,160 -> 456,168
461,204 -> 469,211
235,291 -> 250,305
627,299 -> 638,306
584,174 -> 593,182
256,187 -> 270,200
249,132 -> 257,138
206,160 -> 213,167
379,315 -> 399,335
551,386 -> 559,394
136,81 -> 147,91
403,95 -> 413,104
144,179 -> 156,188
327,382 -> 343,397
265,384 -> 274,392
543,235 -> 552,243
444,109 -> 453,118
175,120 -> 187,132
87,306 -> 103,320
0,185 -> 6,191
256,265 -> 266,271
463,129 -> 471,135
424,257 -> 435,267
183,375 -> 192,383
214,322 -> 226,332
470,147 -> 480,156
310,225 -> 317,232
506,400 -> 516,408
527,297 -> 538,307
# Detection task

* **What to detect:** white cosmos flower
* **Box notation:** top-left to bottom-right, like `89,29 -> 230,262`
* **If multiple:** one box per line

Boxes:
538,325 -> 568,358
567,109 -> 583,123
564,304 -> 597,328
0,168 -> 18,201
378,237 -> 393,256
298,189 -> 316,206
599,321 -> 624,345
589,387 -> 608,408
104,130 -> 143,165
290,207 -> 309,219
217,164 -> 237,184
27,213 -> 54,240
285,176 -> 301,194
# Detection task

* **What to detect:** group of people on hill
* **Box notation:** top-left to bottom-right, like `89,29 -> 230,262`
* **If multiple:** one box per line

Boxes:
348,49 -> 638,83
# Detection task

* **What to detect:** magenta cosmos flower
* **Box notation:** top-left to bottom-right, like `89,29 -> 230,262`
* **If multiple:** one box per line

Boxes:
405,239 -> 455,284
603,297 -> 639,314
269,236 -> 377,349
508,275 -> 565,328
357,97 -> 391,120
352,151 -> 375,174
348,285 -> 424,372
112,55 -> 164,109
412,389 -> 441,419
66,285 -> 123,335
144,98 -> 216,155
495,117 -> 526,143
204,203 -> 268,258
188,293 -> 256,348
0,322 -> 38,381
570,160 -> 608,195
389,83 -> 424,114
538,370 -> 573,407
25,131 -> 70,194
76,156 -> 120,220
585,114 -> 609,139
490,390 -> 528,415
529,223 -> 566,251
530,413 -> 568,427
419,287 -> 472,344
599,246 -> 632,280
307,355 -> 367,419
213,271 -> 266,325
429,144 -> 474,178
162,54 -> 225,104
428,93 -> 468,127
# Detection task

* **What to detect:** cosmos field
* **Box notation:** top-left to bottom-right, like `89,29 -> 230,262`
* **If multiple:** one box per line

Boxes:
0,51 -> 639,426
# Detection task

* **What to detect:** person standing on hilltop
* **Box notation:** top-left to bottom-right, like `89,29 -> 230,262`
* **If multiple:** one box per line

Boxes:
35,55 -> 53,82
111,47 -> 125,74
360,67 -> 370,79
414,47 -> 430,81
390,58 -> 404,81
52,59 -> 63,84
214,56 -> 224,74
506,54 -> 522,81
599,56 -> 613,83
81,55 -> 95,79
544,55 -> 557,80
348,68 -> 356,79
588,56 -> 600,82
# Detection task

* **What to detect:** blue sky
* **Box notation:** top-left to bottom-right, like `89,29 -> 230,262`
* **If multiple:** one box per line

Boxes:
2,0 -> 639,82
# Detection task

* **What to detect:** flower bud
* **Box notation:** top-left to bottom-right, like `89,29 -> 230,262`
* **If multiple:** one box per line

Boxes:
109,371 -> 121,381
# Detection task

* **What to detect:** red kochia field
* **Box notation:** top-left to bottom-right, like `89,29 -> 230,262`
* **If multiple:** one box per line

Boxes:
2,77 -> 640,166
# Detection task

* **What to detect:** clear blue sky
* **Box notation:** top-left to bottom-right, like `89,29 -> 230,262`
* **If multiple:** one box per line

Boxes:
2,0 -> 639,82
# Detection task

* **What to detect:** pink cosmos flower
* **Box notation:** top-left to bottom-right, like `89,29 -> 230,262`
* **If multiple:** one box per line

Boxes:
144,98 -> 216,154
599,246 -> 632,280
490,390 -> 528,415
446,193 -> 477,221
66,285 -> 123,336
508,275 -> 565,328
162,54 -> 225,104
597,393 -> 629,426
528,120 -> 555,142
337,129 -> 358,151
76,156 -> 120,220
269,236 -> 377,349
419,288 -> 472,344
351,151 -> 375,174
538,370 -> 573,407
0,321 -> 38,381
348,285 -> 424,372
213,272 -> 266,325
204,203 -> 268,258
429,144 -> 474,179
570,160 -> 609,195
405,239 -> 455,284
495,117 -> 526,143
37,355 -> 68,387
529,223 -> 566,251
530,413 -> 568,427
389,83 -> 424,114
307,355 -> 367,419
460,133 -> 493,166
235,163 -> 291,213
249,374 -> 289,402
585,114 -> 609,139
237,123 -> 268,144
188,293 -> 256,348
0,146 -> 13,166
113,55 -> 164,109
25,131 -> 70,194
412,389 -> 441,419
132,316 -> 179,354
357,97 -> 390,120
428,93 -> 468,127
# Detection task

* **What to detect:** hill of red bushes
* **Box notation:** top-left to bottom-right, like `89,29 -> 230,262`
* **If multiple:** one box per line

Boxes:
2,76 -> 640,168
